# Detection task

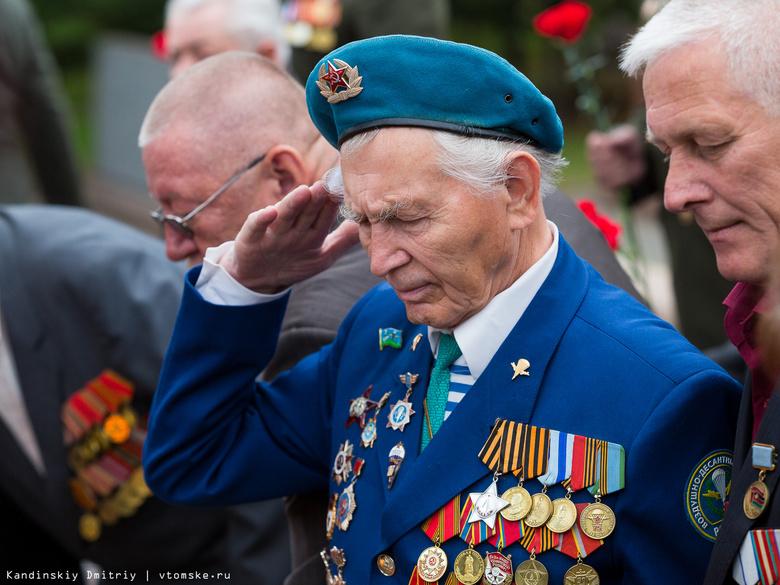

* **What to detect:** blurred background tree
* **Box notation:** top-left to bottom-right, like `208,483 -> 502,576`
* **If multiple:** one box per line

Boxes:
30,0 -> 645,179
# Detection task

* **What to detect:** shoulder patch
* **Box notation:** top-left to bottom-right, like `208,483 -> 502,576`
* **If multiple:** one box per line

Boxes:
684,449 -> 733,542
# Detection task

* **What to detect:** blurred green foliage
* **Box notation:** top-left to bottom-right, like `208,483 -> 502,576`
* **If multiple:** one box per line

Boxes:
30,0 -> 644,182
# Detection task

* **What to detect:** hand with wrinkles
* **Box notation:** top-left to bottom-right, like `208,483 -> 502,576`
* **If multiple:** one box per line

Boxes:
219,181 -> 360,294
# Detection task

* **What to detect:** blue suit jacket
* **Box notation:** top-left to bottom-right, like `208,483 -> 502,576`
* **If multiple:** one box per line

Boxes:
145,235 -> 741,585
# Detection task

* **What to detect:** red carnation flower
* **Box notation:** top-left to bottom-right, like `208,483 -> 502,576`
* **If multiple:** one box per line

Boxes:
577,199 -> 621,251
533,1 -> 593,44
150,30 -> 168,60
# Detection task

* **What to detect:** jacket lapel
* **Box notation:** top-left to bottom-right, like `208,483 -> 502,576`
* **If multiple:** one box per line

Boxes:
378,236 -> 589,549
704,383 -> 780,584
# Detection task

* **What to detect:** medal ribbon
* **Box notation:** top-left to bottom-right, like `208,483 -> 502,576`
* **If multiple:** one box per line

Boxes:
422,495 -> 461,544
733,530 -> 780,585
409,567 -> 438,585
562,435 -> 600,492
588,441 -> 626,496
459,497 -> 496,544
520,525 -> 559,554
478,419 -> 522,473
536,430 -> 574,487
487,514 -> 525,548
556,503 -> 604,559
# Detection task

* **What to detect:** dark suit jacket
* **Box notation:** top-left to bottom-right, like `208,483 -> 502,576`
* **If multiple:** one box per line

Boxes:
0,205 -> 289,584
704,375 -> 780,585
0,0 -> 83,206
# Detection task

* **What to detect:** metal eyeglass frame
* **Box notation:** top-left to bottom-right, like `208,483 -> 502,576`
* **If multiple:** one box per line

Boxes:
149,154 -> 267,238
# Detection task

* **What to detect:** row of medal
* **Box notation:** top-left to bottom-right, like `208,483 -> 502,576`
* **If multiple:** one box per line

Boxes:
322,361 -> 427,583
61,369 -> 154,541
411,418 -> 626,584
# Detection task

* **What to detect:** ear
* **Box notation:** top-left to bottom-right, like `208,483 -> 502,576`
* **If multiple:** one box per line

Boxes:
256,39 -> 278,64
266,145 -> 309,199
505,151 -> 541,231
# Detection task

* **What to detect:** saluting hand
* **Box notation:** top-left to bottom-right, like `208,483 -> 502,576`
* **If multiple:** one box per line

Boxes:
219,181 -> 359,294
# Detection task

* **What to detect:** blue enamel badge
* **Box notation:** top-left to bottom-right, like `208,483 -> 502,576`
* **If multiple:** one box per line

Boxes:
684,450 -> 733,542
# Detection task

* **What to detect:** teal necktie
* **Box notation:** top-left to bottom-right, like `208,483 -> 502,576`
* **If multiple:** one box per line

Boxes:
421,334 -> 462,451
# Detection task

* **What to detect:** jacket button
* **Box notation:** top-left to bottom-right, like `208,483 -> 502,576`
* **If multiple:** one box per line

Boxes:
377,554 -> 396,576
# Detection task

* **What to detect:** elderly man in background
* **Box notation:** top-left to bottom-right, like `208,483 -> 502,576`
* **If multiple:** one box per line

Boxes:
143,36 -> 740,584
163,0 -> 289,78
620,0 -> 780,583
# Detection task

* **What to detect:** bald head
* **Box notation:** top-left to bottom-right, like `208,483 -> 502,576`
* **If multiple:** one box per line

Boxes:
140,51 -> 331,266
140,51 -> 317,171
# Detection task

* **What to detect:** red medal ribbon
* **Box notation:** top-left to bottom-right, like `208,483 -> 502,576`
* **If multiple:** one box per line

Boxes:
556,503 -> 604,559
487,514 -> 525,548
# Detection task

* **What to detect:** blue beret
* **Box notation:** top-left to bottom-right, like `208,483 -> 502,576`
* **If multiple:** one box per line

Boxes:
305,35 -> 564,153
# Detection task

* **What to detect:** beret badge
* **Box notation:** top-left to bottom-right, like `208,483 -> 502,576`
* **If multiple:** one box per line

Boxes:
317,59 -> 363,103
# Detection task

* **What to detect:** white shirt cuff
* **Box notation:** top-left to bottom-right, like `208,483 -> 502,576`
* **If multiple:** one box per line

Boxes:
196,241 -> 290,306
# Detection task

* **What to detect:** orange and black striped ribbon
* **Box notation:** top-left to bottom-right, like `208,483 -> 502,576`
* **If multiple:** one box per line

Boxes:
520,524 -> 560,554
478,420 -> 549,479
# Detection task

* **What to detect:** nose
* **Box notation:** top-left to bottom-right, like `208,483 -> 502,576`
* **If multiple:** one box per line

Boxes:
164,225 -> 199,263
662,153 -> 710,214
364,224 -> 409,278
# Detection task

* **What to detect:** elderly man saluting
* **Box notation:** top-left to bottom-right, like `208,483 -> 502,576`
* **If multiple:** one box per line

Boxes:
144,36 -> 740,584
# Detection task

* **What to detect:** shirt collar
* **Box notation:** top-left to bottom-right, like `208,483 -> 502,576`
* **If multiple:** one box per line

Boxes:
724,282 -> 767,371
428,221 -> 559,379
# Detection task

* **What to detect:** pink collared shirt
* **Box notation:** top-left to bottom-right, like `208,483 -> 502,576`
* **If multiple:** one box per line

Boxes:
724,282 -> 776,439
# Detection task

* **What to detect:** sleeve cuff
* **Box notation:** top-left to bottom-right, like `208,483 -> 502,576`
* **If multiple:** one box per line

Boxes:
195,241 -> 290,306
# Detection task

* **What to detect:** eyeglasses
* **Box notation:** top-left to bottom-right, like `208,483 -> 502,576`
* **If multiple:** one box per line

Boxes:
149,154 -> 266,238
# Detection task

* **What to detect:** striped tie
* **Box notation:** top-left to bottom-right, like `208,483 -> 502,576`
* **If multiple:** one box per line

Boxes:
421,334 -> 462,451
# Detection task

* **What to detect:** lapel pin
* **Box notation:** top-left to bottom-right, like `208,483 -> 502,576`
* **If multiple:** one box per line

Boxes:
410,333 -> 423,351
511,359 -> 531,380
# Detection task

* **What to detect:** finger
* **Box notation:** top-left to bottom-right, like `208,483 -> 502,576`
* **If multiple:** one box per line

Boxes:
239,205 -> 278,245
271,185 -> 316,234
320,220 -> 361,262
288,182 -> 334,233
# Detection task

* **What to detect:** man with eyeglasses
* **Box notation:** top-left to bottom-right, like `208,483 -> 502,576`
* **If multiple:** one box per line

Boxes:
140,51 -> 383,585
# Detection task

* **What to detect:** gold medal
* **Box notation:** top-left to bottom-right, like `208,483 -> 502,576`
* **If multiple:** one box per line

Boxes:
523,492 -> 553,528
579,501 -> 616,539
78,513 -> 102,542
514,557 -> 548,585
546,497 -> 578,533
103,413 -> 131,443
744,443 -> 776,519
454,547 -> 485,585
99,499 -> 121,526
417,545 -> 448,582
325,493 -> 338,540
500,485 -> 532,521
564,559 -> 600,584
744,479 -> 770,519
482,551 -> 513,585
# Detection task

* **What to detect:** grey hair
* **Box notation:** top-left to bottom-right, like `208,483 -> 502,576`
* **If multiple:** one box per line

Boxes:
324,129 -> 568,204
620,0 -> 780,118
165,0 -> 290,67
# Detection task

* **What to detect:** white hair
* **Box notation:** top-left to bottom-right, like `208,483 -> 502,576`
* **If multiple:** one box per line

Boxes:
620,0 -> 780,117
165,0 -> 290,67
324,129 -> 567,208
